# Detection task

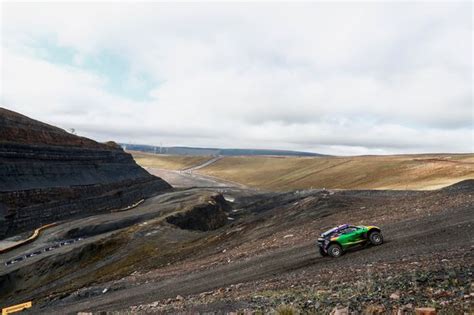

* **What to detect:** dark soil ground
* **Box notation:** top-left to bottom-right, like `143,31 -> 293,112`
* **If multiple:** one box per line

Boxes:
0,181 -> 472,314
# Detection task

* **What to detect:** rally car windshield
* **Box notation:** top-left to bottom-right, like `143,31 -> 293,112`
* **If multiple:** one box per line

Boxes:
321,226 -> 344,237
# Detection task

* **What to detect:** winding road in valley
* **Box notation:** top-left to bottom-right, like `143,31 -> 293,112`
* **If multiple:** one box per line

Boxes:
146,156 -> 249,189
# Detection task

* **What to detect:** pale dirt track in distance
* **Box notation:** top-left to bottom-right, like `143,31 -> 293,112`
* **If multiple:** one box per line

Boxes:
135,152 -> 248,188
146,167 -> 249,189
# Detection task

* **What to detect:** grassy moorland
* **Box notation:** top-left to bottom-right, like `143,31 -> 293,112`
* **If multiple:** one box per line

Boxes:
129,151 -> 211,170
131,152 -> 474,191
198,154 -> 474,191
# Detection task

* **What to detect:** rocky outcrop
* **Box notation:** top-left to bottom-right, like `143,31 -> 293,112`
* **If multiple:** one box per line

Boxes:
0,108 -> 171,239
166,194 -> 229,231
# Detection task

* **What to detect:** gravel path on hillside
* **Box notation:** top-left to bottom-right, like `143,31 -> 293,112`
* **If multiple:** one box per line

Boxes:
39,203 -> 473,314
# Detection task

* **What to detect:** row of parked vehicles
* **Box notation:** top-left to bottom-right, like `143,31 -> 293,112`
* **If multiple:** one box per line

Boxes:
4,238 -> 83,266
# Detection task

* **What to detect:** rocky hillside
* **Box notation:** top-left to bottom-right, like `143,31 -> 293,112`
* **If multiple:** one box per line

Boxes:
0,108 -> 171,239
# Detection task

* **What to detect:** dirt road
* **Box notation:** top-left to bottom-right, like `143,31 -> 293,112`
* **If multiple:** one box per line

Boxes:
181,156 -> 223,172
146,167 -> 248,189
39,201 -> 473,314
1,181 -> 472,314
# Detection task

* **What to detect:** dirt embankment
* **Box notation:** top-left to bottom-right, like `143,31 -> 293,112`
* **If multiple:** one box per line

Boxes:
166,194 -> 230,231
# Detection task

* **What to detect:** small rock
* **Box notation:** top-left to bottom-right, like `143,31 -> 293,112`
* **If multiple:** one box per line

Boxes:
102,288 -> 108,294
175,295 -> 184,301
199,291 -> 213,297
415,307 -> 436,315
331,306 -> 349,315
365,304 -> 385,314
284,234 -> 294,238
390,292 -> 400,300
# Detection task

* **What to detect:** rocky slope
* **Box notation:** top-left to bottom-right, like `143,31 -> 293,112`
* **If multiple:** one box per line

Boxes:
0,108 -> 171,239
1,181 -> 471,314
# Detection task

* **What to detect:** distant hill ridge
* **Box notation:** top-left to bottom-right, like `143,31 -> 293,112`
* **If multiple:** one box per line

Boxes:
122,144 -> 325,157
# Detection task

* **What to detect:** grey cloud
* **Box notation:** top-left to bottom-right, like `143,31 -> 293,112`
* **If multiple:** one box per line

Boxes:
1,2 -> 472,155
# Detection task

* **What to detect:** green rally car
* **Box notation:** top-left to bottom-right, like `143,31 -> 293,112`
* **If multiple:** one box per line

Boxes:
317,224 -> 383,257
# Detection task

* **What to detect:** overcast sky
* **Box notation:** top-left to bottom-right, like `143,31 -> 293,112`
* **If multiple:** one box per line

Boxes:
1,1 -> 472,155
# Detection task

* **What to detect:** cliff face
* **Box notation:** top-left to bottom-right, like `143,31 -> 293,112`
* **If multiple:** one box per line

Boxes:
0,108 -> 171,238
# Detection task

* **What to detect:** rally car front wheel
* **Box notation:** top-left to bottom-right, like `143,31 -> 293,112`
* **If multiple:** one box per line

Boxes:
369,231 -> 383,245
328,244 -> 343,258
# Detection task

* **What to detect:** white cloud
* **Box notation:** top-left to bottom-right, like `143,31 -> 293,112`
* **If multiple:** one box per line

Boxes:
1,1 -> 472,155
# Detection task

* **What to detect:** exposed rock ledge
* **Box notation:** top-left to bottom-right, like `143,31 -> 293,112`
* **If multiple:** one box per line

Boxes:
0,108 -> 171,239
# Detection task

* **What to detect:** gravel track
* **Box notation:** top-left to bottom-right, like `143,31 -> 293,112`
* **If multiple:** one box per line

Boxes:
38,202 -> 473,314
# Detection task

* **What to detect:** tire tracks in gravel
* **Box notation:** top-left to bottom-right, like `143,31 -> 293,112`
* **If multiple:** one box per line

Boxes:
40,204 -> 473,314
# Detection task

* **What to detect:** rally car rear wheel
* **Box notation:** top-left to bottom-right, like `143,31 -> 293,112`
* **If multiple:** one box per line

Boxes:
328,244 -> 343,257
369,231 -> 383,245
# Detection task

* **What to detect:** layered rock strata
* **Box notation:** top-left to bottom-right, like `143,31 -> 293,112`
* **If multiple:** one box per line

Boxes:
0,108 -> 171,238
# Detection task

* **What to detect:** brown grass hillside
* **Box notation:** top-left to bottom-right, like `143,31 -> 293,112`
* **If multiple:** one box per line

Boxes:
199,154 -> 474,190
129,151 -> 211,170
131,152 -> 474,191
